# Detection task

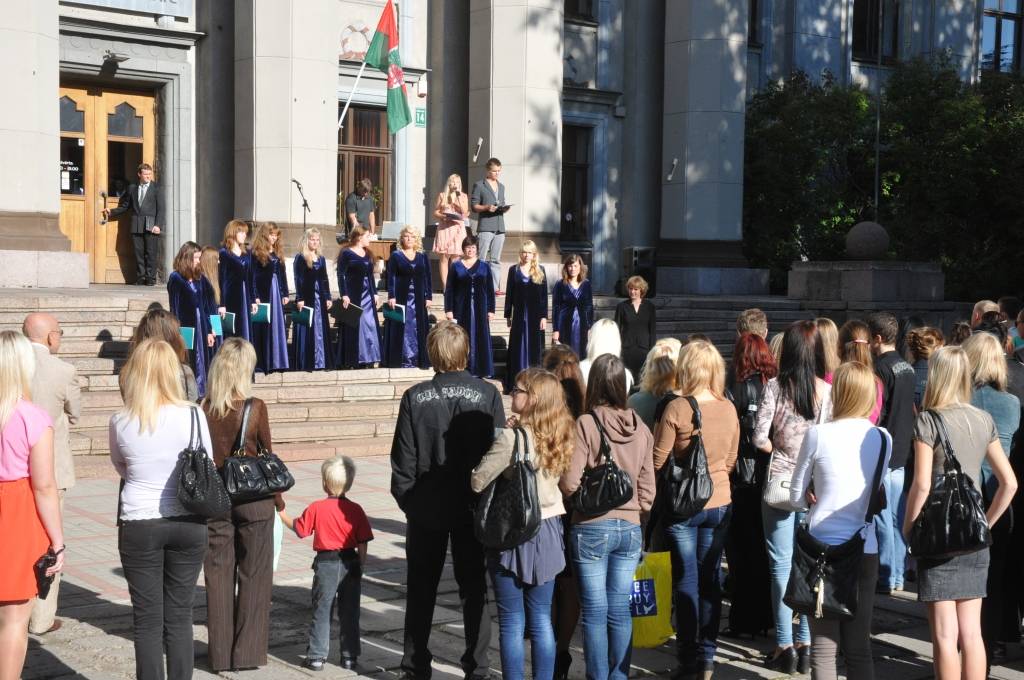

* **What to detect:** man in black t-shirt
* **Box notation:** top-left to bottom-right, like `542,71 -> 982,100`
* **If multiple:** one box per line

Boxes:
344,178 -> 377,235
868,311 -> 917,594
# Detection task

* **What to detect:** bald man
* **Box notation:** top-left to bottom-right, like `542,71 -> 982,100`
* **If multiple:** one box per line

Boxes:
22,312 -> 80,635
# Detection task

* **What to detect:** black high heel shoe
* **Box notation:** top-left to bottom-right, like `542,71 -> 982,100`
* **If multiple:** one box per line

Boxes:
764,646 -> 798,674
796,645 -> 811,674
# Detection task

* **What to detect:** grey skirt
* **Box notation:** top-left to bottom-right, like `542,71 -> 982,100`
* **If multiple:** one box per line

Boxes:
917,547 -> 990,602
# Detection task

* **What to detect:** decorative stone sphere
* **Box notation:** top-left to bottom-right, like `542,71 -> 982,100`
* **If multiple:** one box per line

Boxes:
845,221 -> 890,260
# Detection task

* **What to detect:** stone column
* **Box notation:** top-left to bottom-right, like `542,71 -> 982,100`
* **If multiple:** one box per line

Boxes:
427,0 -> 470,222
467,0 -> 563,261
234,0 -> 339,257
658,0 -> 767,295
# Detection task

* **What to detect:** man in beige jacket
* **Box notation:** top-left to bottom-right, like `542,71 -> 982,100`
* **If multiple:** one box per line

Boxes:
23,312 -> 80,635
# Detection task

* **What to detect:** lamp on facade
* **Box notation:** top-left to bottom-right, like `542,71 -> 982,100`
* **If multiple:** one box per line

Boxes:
416,73 -> 428,98
103,50 -> 130,64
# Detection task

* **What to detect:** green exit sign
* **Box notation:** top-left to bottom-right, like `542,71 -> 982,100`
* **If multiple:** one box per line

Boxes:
415,108 -> 426,127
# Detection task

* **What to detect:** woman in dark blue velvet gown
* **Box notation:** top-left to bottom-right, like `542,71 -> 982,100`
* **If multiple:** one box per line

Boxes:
167,241 -> 218,396
503,240 -> 548,392
444,235 -> 495,378
336,226 -> 382,369
199,246 -> 224,356
383,226 -> 432,369
550,253 -> 593,359
217,219 -> 253,341
291,228 -> 334,371
249,222 -> 290,373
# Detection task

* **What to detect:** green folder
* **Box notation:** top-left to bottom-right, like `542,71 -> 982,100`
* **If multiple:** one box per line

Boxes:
381,303 -> 405,324
208,314 -> 223,337
223,312 -> 236,335
250,303 -> 271,323
180,326 -> 195,351
289,306 -> 314,327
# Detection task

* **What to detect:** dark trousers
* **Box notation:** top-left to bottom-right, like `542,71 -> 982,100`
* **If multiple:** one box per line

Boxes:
402,518 -> 491,678
982,511 -> 1015,656
808,554 -> 879,680
133,231 -> 160,283
118,516 -> 207,680
204,498 -> 275,671
307,551 -> 362,661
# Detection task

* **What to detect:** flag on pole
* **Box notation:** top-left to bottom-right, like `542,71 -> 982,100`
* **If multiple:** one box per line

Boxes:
364,0 -> 412,133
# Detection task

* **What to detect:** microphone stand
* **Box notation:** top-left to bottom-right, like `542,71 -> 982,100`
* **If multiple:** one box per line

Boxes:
292,179 -> 310,231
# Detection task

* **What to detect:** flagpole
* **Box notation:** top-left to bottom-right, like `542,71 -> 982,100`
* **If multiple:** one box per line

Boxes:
338,60 -> 368,130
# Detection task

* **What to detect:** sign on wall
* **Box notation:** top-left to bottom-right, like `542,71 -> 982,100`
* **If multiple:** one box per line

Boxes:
415,108 -> 426,127
62,0 -> 193,18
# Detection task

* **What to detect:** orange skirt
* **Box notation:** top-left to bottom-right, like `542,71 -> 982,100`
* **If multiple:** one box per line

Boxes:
0,478 -> 50,601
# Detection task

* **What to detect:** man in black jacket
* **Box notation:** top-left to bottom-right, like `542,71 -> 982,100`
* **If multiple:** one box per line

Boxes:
391,321 -> 505,680
103,162 -> 165,285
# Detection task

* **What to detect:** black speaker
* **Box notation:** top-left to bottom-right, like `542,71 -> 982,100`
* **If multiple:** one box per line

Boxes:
617,246 -> 657,297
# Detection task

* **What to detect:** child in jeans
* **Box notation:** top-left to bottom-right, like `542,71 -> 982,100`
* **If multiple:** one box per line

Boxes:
279,455 -> 373,672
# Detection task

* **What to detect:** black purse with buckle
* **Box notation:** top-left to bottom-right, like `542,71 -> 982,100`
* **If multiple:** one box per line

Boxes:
220,399 -> 273,502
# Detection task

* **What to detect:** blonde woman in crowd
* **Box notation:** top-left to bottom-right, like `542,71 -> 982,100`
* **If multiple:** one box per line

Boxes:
815,318 -> 840,382
628,338 -> 683,430
838,320 -> 882,423
905,346 -> 1016,680
503,240 -> 548,393
433,173 -> 469,289
906,327 -> 944,408
0,331 -> 63,680
580,318 -> 634,391
292,228 -> 333,371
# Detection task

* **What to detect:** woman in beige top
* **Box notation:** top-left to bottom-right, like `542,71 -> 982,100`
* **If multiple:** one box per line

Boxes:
433,173 -> 470,289
653,340 -> 739,679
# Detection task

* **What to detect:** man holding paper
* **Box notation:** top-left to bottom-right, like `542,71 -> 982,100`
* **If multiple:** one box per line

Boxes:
471,157 -> 509,295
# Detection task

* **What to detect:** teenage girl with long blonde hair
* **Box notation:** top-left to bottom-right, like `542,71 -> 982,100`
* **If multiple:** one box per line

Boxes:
292,228 -> 334,371
433,173 -> 469,289
218,219 -> 253,341
250,222 -> 290,373
471,368 -> 575,680
503,240 -> 549,393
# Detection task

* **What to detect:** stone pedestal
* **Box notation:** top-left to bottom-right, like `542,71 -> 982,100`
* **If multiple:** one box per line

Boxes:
788,261 -> 945,303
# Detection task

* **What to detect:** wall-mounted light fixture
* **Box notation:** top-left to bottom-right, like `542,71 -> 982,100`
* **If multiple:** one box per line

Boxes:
666,157 -> 678,182
103,50 -> 130,63
472,137 -> 484,164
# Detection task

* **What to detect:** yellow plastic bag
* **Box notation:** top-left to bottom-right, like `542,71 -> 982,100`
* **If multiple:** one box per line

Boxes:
630,551 -> 674,648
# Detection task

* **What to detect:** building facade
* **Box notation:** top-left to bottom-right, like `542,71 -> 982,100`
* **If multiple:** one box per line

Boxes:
0,0 -> 989,292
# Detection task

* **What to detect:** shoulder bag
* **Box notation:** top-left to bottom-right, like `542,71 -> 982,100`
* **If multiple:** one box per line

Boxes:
176,406 -> 232,518
571,412 -> 634,516
784,428 -> 888,621
220,399 -> 270,502
656,396 -> 714,522
763,395 -> 824,512
908,411 -> 991,559
473,427 -> 543,550
731,379 -> 761,489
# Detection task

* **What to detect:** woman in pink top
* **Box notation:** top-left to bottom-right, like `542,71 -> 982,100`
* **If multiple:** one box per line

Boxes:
0,331 -> 64,680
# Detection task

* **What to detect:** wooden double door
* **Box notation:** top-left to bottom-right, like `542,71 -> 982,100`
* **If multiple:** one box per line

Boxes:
59,86 -> 156,283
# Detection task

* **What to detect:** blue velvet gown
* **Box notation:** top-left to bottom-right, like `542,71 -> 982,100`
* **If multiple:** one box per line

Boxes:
444,259 -> 495,378
382,250 -> 432,369
250,253 -> 290,373
167,272 -> 217,397
336,248 -> 382,368
504,266 -> 549,391
551,279 -> 593,358
291,254 -> 333,371
218,247 -> 253,341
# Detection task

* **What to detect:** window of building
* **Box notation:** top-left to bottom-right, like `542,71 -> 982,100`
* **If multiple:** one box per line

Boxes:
560,124 -> 592,243
565,0 -> 595,23
749,0 -> 761,46
338,105 -> 392,227
852,0 -> 899,63
982,0 -> 1021,72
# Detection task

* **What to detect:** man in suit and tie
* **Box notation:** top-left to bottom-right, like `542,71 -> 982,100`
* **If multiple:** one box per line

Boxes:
103,162 -> 165,285
22,312 -> 81,635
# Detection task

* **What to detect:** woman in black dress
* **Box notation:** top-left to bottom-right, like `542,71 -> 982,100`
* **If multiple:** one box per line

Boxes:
613,275 -> 656,380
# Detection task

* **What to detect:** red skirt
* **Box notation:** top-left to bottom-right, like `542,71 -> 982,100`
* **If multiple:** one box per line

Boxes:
0,478 -> 49,601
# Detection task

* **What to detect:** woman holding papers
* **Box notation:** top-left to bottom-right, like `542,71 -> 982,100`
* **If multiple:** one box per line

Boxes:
551,253 -> 594,358
383,226 -> 432,369
432,173 -> 469,290
336,226 -> 382,369
250,222 -> 290,373
199,246 -> 223,355
218,219 -> 254,341
292,228 -> 334,371
444,235 -> 495,378
503,240 -> 548,393
167,241 -> 217,396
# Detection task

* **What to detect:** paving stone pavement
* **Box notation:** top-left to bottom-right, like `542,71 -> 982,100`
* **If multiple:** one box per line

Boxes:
24,455 -> 1024,679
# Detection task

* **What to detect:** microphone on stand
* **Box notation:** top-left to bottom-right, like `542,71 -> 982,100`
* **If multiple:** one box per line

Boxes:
291,178 -> 303,190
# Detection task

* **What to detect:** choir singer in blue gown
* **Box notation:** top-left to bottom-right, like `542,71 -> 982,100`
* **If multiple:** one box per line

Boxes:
383,226 -> 432,369
249,222 -> 290,373
218,219 -> 253,341
550,253 -> 593,358
167,241 -> 217,396
336,226 -> 382,369
291,228 -> 334,371
443,235 -> 495,378
503,240 -> 548,392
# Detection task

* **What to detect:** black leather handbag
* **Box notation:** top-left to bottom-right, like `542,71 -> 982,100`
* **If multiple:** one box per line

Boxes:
474,427 -> 542,550
657,396 -> 714,522
220,399 -> 295,502
571,412 -> 634,516
908,411 -> 992,560
176,406 -> 232,518
784,429 -> 888,621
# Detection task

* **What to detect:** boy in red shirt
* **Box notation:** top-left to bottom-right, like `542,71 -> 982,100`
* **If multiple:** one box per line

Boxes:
279,455 -> 373,672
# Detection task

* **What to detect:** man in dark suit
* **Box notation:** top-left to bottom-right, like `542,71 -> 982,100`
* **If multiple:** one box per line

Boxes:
103,162 -> 165,285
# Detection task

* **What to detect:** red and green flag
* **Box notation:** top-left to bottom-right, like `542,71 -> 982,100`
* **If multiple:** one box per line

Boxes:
364,0 -> 412,133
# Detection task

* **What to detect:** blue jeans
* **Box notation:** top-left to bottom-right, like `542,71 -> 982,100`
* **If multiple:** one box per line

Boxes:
666,505 -> 732,670
874,466 -> 907,589
571,520 -> 643,680
306,552 -> 362,662
488,564 -> 556,680
761,503 -> 810,647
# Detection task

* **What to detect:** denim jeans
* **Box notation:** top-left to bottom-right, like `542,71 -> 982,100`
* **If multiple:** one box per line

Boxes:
666,504 -> 732,670
488,564 -> 557,680
476,231 -> 505,292
571,519 -> 643,680
761,503 -> 810,647
306,551 -> 362,662
874,467 -> 907,589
